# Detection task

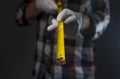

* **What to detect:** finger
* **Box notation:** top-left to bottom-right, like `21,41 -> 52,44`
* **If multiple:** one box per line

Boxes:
49,0 -> 58,10
44,0 -> 58,14
64,15 -> 76,24
47,19 -> 58,31
57,9 -> 74,21
52,19 -> 57,23
56,9 -> 67,21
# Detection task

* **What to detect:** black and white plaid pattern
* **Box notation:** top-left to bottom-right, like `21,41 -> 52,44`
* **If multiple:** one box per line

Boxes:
16,0 -> 110,79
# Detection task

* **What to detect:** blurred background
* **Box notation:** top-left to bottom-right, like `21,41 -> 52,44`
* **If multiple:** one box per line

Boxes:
0,0 -> 120,79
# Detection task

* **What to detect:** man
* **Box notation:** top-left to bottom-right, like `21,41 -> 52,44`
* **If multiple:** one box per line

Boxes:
16,0 -> 110,79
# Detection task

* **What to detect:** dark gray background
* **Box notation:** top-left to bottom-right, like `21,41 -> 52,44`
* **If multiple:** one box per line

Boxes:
0,0 -> 120,79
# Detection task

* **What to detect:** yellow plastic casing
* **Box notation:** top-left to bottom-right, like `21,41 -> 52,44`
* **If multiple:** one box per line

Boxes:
56,0 -> 66,65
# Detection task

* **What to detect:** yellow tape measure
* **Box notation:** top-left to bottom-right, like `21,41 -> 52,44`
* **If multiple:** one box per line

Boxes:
55,0 -> 66,65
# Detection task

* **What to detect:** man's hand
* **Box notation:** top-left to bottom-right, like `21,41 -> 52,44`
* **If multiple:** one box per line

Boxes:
47,9 -> 79,39
47,9 -> 78,31
35,0 -> 58,14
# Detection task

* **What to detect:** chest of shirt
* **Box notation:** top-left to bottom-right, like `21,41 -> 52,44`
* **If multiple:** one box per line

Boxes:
58,0 -> 92,12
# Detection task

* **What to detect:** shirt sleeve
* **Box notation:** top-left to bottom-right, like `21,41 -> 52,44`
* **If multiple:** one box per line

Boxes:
78,0 -> 110,40
15,0 -> 32,26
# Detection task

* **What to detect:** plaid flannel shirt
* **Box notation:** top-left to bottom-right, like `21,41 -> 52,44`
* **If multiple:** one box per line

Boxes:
16,0 -> 110,79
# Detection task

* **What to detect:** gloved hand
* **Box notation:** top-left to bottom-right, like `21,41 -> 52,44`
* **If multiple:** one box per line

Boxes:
47,9 -> 82,39
35,0 -> 58,14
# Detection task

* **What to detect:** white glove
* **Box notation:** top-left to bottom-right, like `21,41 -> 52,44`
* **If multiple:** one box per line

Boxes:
35,0 -> 58,14
47,9 -> 81,39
